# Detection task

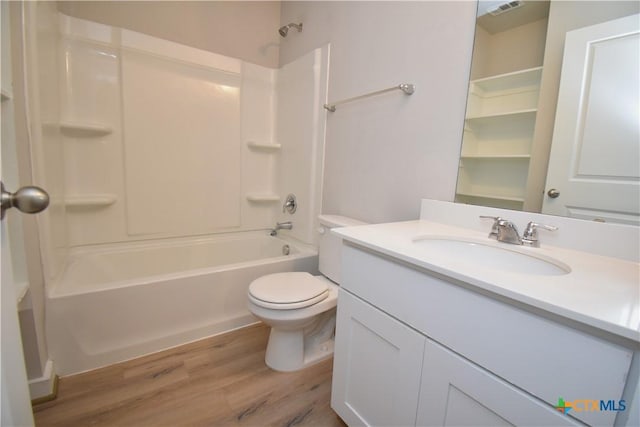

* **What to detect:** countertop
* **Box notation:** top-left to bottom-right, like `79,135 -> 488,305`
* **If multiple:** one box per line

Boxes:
335,220 -> 640,344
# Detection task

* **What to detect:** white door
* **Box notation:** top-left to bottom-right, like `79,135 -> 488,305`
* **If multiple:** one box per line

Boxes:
542,14 -> 640,225
1,211 -> 34,427
1,2 -> 36,425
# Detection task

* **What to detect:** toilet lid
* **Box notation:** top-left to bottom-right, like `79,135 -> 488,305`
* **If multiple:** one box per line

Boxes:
249,272 -> 329,310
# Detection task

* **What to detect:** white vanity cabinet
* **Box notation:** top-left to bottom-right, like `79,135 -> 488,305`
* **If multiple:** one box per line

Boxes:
331,243 -> 635,427
332,290 -> 581,427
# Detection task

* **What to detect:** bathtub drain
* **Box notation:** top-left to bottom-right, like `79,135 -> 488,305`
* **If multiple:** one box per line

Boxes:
282,245 -> 290,256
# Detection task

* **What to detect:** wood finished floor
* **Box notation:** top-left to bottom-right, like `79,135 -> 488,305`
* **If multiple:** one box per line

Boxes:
33,323 -> 347,427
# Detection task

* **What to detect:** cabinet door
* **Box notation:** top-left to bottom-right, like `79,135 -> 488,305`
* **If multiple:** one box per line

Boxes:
417,339 -> 582,427
331,290 -> 425,426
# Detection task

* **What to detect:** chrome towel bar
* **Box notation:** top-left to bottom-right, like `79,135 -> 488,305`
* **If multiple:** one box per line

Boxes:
324,83 -> 415,112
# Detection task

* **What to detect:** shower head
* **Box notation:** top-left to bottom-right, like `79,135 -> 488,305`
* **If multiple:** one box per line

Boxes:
278,23 -> 303,37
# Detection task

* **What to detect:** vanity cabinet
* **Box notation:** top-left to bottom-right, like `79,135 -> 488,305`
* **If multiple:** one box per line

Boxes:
332,290 -> 581,427
331,244 -> 634,427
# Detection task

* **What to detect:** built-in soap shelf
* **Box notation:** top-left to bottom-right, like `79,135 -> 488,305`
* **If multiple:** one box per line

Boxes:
247,141 -> 281,151
246,194 -> 280,203
15,280 -> 29,304
65,194 -> 117,208
59,121 -> 113,137
1,89 -> 12,101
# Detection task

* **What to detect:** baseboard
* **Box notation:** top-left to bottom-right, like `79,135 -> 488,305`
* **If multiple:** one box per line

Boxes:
29,359 -> 58,404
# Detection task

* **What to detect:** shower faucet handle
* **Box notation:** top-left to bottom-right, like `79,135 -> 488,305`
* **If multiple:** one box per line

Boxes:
283,194 -> 297,214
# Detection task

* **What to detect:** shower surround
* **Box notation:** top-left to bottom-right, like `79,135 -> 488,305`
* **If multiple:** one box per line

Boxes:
25,11 -> 329,375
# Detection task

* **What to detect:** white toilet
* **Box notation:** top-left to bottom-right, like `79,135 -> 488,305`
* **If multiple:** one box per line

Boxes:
248,215 -> 366,372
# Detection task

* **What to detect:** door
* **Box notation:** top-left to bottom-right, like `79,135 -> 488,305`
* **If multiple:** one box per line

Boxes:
417,339 -> 582,427
1,2 -> 36,425
542,14 -> 640,224
1,209 -> 34,426
331,290 -> 425,427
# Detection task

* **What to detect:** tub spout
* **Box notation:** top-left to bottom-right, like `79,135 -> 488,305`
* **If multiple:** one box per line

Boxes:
270,221 -> 293,236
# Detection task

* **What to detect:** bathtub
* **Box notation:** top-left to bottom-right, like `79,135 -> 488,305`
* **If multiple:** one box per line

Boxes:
47,231 -> 318,375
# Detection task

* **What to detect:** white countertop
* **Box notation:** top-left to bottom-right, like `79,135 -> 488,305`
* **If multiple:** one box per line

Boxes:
335,220 -> 640,343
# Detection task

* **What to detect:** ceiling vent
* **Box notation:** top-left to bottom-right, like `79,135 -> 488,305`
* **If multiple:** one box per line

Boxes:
488,1 -> 524,16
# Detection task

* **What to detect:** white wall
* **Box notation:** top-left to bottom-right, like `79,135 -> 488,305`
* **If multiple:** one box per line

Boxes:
279,1 -> 477,223
470,18 -> 548,80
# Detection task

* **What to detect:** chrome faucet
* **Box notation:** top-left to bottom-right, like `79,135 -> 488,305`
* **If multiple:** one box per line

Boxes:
495,219 -> 522,245
481,216 -> 520,244
480,216 -> 557,247
270,221 -> 292,236
494,217 -> 522,245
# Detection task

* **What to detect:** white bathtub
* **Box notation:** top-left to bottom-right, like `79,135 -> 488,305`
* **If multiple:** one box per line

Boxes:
47,232 -> 318,375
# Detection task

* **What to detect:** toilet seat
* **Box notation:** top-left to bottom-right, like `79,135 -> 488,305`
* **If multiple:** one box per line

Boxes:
249,272 -> 329,310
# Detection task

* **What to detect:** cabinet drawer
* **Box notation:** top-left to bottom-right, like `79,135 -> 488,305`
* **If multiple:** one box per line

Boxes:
341,244 -> 633,426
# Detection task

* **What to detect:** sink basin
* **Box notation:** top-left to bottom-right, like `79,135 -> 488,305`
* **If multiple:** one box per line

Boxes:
412,236 -> 571,276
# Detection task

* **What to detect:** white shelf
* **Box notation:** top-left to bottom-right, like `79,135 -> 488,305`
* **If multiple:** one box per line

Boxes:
59,121 -> 113,137
247,141 -> 281,151
471,66 -> 543,94
1,89 -> 12,101
455,191 -> 525,203
65,194 -> 117,208
460,154 -> 531,160
466,108 -> 537,124
246,194 -> 280,202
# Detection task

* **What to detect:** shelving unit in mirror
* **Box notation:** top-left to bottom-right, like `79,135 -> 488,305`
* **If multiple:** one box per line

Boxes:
456,66 -> 542,209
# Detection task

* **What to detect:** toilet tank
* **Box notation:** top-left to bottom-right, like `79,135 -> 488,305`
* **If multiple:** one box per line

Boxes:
318,215 -> 368,284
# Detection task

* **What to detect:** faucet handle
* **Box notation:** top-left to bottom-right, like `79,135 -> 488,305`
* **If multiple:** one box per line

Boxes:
283,194 -> 297,214
479,215 -> 503,239
522,221 -> 558,247
479,215 -> 501,220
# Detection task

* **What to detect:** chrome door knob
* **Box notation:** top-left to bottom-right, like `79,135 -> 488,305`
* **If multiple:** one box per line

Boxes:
1,182 -> 50,220
547,188 -> 560,198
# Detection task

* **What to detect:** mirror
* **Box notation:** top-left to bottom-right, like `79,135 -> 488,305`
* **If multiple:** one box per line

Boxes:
455,0 -> 640,225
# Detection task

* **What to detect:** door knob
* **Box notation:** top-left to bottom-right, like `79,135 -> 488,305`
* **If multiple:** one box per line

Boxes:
547,188 -> 560,199
1,182 -> 50,220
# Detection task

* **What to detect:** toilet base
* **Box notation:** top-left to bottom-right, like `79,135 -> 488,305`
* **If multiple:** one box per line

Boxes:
264,309 -> 336,372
